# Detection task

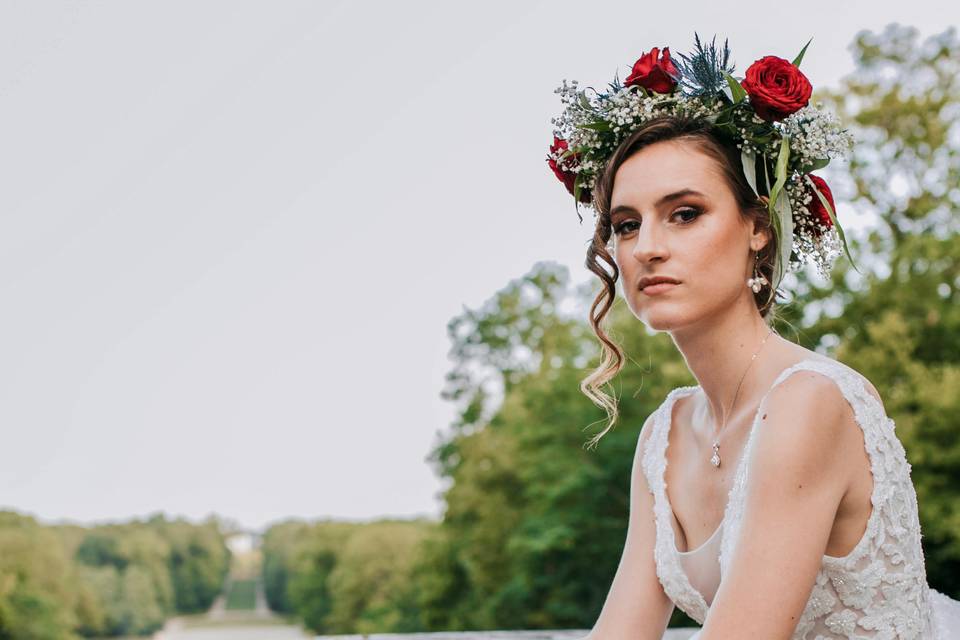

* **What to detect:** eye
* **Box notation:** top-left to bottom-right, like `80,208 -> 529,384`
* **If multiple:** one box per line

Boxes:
673,207 -> 702,223
613,206 -> 701,237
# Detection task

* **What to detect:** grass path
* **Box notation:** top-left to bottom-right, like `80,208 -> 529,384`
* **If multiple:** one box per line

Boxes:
154,548 -> 310,640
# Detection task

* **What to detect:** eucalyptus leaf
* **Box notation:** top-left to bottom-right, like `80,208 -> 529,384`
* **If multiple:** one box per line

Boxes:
763,155 -> 773,215
741,151 -> 759,198
769,136 -> 791,210
762,154 -> 782,280
573,172 -> 583,202
772,186 -> 794,292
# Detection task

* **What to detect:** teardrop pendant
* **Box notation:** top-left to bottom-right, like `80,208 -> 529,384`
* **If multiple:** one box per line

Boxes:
710,442 -> 721,467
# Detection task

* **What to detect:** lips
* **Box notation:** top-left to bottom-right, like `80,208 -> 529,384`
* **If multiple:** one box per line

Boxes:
638,276 -> 681,291
641,282 -> 678,295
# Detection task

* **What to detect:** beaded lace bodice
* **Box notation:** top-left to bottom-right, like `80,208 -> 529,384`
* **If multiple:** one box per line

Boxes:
641,357 -> 941,638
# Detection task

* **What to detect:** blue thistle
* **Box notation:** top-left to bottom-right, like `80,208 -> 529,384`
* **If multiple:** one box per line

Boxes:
675,33 -> 736,98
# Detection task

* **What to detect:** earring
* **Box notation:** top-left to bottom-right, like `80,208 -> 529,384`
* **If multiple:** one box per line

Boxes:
746,253 -> 768,294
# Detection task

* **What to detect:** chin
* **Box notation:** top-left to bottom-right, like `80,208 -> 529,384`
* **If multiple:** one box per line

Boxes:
632,301 -> 694,332
642,312 -> 692,332
631,290 -> 722,332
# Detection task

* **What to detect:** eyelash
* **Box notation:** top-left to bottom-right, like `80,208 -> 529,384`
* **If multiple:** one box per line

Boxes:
613,207 -> 702,236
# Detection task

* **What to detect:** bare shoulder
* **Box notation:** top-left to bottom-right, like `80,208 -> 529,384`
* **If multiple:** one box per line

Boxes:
754,364 -> 868,475
806,355 -> 888,413
768,365 -> 853,424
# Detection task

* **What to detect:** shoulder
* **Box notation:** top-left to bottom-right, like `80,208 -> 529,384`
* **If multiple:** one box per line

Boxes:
752,363 -> 865,484
785,356 -> 888,415
766,363 -> 850,423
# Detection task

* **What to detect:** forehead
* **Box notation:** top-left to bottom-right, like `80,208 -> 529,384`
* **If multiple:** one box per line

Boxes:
610,139 -> 726,207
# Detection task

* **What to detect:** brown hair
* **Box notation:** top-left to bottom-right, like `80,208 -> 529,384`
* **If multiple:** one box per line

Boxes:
580,114 -> 779,448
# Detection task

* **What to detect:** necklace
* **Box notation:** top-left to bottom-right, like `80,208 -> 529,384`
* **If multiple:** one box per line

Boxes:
709,327 -> 775,468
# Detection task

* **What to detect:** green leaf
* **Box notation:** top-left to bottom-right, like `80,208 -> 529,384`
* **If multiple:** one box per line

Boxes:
577,120 -> 611,132
724,72 -> 747,104
573,171 -> 583,202
577,93 -> 592,111
560,146 -> 588,160
741,150 -> 759,198
762,155 -> 783,280
768,136 -> 791,211
807,175 -> 862,275
792,37 -> 813,67
802,157 -> 831,172
763,153 -> 772,192
771,186 -> 794,291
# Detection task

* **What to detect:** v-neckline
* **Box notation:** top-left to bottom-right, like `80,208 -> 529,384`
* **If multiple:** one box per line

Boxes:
661,357 -> 821,556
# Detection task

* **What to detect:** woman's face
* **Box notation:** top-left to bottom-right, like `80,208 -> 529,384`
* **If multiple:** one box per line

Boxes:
609,138 -> 768,332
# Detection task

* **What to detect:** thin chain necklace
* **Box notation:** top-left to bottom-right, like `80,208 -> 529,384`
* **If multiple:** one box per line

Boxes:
709,327 -> 775,468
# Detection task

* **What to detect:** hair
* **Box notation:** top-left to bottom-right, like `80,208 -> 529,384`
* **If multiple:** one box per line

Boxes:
580,114 -> 780,449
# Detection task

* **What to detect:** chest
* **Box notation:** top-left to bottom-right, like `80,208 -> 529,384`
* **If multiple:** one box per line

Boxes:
663,395 -> 757,552
664,389 -> 874,559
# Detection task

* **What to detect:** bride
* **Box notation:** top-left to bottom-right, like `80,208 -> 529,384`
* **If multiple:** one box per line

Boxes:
547,37 -> 960,638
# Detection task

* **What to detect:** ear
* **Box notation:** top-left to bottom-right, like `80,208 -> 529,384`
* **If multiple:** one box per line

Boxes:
749,197 -> 773,253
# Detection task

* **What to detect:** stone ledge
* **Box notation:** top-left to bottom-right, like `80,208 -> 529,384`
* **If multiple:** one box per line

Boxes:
316,629 -> 700,640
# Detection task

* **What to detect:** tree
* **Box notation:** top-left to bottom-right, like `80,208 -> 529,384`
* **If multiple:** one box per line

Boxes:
808,25 -> 960,595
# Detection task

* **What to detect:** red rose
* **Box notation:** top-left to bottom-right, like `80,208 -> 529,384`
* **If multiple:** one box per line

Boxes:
805,174 -> 835,233
625,47 -> 680,94
741,55 -> 812,121
547,136 -> 591,203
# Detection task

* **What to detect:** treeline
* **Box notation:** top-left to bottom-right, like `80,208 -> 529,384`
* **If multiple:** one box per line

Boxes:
0,510 -> 229,638
261,24 -> 960,634
262,518 -> 433,633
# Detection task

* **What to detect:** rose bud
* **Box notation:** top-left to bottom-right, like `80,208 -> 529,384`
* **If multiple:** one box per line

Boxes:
547,136 -> 591,203
625,46 -> 680,94
805,174 -> 836,234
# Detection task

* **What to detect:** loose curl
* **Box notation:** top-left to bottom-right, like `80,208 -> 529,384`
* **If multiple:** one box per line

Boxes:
580,114 -> 780,448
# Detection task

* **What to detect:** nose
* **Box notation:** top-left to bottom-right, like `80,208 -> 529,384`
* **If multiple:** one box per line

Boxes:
630,219 -> 670,264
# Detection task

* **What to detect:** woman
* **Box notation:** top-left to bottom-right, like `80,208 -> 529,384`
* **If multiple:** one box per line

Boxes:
546,36 -> 960,639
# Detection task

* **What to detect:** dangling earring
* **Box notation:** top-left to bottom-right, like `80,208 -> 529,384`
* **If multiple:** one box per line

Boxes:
746,252 -> 768,294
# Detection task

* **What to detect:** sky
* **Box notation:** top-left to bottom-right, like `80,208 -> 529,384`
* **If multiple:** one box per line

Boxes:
1,1 -> 956,532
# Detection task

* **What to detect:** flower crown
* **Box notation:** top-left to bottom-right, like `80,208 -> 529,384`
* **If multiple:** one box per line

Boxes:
547,34 -> 858,290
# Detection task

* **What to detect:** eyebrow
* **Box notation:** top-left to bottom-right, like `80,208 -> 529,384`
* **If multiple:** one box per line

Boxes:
610,188 -> 706,217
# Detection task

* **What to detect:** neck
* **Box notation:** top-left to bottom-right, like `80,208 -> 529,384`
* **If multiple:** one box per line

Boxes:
670,300 -> 782,433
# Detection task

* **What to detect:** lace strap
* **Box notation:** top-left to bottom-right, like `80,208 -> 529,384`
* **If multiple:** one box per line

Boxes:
642,385 -> 710,624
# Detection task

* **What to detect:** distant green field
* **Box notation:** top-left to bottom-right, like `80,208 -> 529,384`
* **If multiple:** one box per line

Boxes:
225,579 -> 257,610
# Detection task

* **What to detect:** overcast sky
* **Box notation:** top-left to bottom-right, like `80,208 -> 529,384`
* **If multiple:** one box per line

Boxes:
1,1 -> 956,531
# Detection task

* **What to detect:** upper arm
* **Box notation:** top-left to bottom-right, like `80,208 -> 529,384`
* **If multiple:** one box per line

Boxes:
700,371 -> 856,639
588,412 -> 674,640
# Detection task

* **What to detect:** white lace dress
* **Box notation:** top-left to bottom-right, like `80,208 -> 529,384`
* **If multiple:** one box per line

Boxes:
641,357 -> 960,638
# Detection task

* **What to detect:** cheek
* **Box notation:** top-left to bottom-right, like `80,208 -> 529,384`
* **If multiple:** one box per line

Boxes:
611,240 -> 630,271
686,217 -> 745,272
